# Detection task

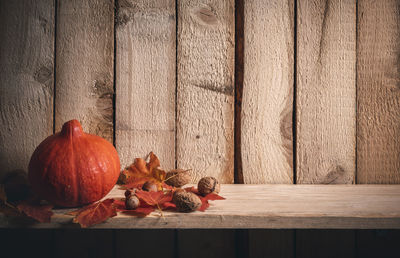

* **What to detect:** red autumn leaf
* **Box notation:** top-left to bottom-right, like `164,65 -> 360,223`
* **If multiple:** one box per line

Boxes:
135,190 -> 173,207
161,201 -> 176,210
72,198 -> 117,228
113,198 -> 126,211
17,200 -> 53,223
203,193 -> 226,201
113,197 -> 157,217
184,187 -> 225,212
120,152 -> 166,190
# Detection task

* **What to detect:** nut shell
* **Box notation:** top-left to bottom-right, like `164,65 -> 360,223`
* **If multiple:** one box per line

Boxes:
172,190 -> 201,212
165,169 -> 191,187
142,181 -> 157,192
125,195 -> 140,210
198,177 -> 220,196
124,188 -> 137,198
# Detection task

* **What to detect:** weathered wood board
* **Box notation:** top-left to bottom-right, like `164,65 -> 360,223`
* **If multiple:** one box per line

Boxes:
1,185 -> 400,229
115,0 -> 176,170
296,2 -> 356,251
176,0 -> 235,183
357,0 -> 400,184
55,0 -> 114,142
0,0 -> 54,178
296,0 -> 356,184
241,0 -> 294,184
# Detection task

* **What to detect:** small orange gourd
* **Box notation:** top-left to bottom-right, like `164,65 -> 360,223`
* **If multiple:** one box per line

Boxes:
28,120 -> 120,207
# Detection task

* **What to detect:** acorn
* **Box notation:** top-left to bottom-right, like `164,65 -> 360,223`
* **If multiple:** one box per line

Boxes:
172,190 -> 202,212
125,195 -> 140,210
142,181 -> 157,192
165,169 -> 191,187
124,188 -> 137,198
198,177 -> 220,196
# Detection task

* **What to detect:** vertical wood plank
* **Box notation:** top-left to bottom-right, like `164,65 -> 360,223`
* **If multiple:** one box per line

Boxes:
241,0 -> 294,184
0,229 -> 54,258
0,0 -> 54,178
176,1 -> 234,256
356,0 -> 400,253
115,0 -> 176,169
296,230 -> 355,258
296,0 -> 356,184
116,230 -> 175,258
177,230 -> 236,258
241,1 -> 295,255
54,1 -> 115,255
357,0 -> 400,183
177,0 -> 235,183
55,0 -> 114,143
296,2 -> 356,256
248,230 -> 294,258
115,0 -> 176,255
54,229 -> 114,258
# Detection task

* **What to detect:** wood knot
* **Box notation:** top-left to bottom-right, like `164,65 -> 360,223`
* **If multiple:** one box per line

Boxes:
34,66 -> 52,84
320,165 -> 347,184
192,6 -> 218,26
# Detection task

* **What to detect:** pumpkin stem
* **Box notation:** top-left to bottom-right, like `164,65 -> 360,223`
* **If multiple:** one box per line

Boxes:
60,119 -> 84,138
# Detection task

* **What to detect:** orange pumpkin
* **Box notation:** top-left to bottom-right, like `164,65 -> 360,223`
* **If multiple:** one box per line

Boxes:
28,120 -> 120,207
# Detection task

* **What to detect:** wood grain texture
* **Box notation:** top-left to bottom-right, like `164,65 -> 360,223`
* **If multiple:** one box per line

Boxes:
248,230 -> 294,258
0,0 -> 54,177
177,230 -> 235,258
176,0 -> 235,183
296,0 -> 356,184
55,0 -> 114,142
115,0 -> 176,169
116,230 -> 175,258
2,184 -> 400,229
357,0 -> 400,183
296,230 -> 355,258
241,0 -> 294,184
54,229 -> 114,258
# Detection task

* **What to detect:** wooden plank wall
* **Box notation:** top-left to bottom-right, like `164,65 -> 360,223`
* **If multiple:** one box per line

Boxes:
296,0 -> 357,257
0,0 -> 400,257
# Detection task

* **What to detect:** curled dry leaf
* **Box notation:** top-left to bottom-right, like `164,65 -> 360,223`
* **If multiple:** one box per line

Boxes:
72,198 -> 117,228
17,200 -> 53,223
120,152 -> 166,190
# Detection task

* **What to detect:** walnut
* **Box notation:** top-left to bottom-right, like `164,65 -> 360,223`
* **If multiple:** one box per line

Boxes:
165,169 -> 191,187
172,190 -> 201,212
197,177 -> 220,196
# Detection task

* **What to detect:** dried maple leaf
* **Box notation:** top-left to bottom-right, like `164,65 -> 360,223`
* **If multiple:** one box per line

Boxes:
184,187 -> 225,212
72,198 -> 117,228
114,197 -> 156,217
120,152 -> 166,190
17,200 -> 53,223
135,190 -> 173,208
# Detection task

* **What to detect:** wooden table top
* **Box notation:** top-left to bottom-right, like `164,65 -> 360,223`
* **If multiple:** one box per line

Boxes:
1,184 -> 400,229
